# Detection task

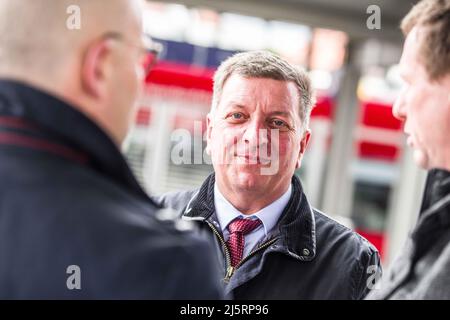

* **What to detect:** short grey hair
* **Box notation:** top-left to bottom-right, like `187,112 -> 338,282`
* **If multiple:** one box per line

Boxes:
212,50 -> 316,130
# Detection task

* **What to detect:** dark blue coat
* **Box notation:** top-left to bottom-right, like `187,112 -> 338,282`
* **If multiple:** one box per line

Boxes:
0,80 -> 223,299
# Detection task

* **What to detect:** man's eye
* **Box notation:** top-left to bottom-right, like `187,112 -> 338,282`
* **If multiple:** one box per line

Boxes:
271,119 -> 287,127
230,113 -> 244,120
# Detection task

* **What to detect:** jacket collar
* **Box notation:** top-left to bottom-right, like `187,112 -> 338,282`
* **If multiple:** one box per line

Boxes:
182,173 -> 317,261
417,169 -> 450,229
0,79 -> 153,203
410,169 -> 450,263
420,169 -> 450,215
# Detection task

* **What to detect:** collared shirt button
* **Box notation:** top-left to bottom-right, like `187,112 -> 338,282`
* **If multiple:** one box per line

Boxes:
303,248 -> 310,256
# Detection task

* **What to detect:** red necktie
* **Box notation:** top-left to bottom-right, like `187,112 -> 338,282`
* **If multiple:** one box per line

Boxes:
226,218 -> 262,267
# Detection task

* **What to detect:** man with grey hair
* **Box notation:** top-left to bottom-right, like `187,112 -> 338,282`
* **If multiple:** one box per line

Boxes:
0,0 -> 222,299
157,51 -> 381,299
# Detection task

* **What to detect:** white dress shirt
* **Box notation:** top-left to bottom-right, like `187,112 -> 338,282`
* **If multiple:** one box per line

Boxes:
214,183 -> 292,258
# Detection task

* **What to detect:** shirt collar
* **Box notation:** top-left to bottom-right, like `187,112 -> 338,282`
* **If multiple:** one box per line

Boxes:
214,183 -> 292,236
183,173 -> 317,262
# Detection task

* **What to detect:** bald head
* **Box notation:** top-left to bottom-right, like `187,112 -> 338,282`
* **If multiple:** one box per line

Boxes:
0,0 -> 148,146
0,0 -> 144,80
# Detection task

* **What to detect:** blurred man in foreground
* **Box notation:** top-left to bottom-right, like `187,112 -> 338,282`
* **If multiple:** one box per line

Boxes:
0,0 -> 222,299
157,51 -> 381,299
367,0 -> 450,299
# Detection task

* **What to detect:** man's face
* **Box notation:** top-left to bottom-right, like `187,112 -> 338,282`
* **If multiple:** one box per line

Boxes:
105,0 -> 146,144
393,27 -> 450,169
207,74 -> 310,194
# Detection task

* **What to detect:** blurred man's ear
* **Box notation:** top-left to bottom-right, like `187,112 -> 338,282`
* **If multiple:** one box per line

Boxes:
81,40 -> 114,100
296,129 -> 311,169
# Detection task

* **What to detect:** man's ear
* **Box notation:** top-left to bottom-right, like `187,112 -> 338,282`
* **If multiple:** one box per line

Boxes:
296,129 -> 311,169
81,40 -> 113,99
205,113 -> 213,155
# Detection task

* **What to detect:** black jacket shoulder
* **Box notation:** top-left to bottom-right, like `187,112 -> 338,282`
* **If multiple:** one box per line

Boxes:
313,209 -> 381,299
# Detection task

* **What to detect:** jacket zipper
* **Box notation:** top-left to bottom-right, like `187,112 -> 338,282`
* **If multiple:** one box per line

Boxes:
205,221 -> 279,283
206,221 -> 233,280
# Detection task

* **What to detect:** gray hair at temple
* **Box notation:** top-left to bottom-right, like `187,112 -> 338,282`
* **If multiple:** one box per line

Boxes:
211,51 -> 316,131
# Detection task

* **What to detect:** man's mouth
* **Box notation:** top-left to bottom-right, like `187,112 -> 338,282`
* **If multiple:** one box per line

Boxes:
235,154 -> 271,164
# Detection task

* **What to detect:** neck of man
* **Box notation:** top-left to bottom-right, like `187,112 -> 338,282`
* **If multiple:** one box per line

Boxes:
215,177 -> 291,215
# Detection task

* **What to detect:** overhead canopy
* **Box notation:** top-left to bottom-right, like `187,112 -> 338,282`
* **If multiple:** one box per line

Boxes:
152,0 -> 417,42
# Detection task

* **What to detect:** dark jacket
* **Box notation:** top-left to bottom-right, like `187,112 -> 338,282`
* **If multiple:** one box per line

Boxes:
0,80 -> 222,299
155,173 -> 382,300
367,169 -> 450,300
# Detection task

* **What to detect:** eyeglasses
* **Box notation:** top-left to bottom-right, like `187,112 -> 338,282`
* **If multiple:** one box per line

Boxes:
102,32 -> 163,78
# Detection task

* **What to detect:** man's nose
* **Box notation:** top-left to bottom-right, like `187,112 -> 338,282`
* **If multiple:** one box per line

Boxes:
392,93 -> 407,122
243,119 -> 269,147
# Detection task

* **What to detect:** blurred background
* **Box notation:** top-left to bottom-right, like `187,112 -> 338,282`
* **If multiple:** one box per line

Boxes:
123,0 -> 426,267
